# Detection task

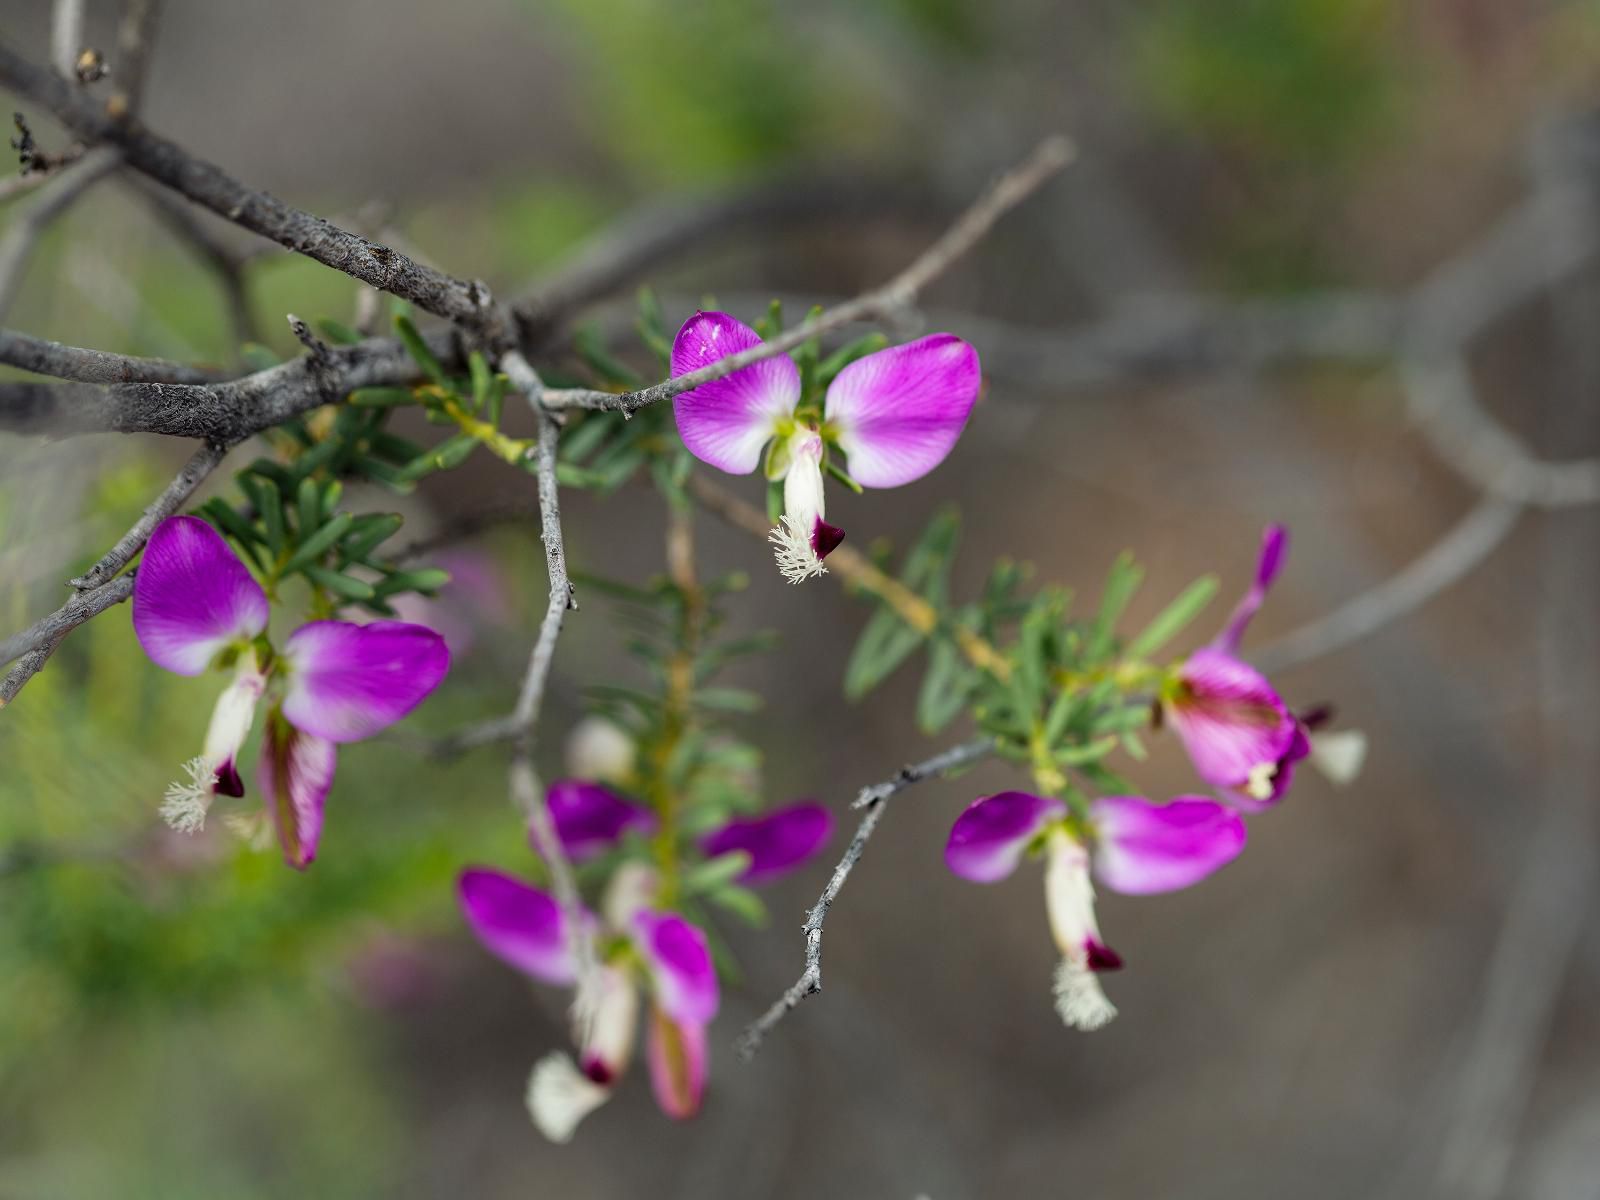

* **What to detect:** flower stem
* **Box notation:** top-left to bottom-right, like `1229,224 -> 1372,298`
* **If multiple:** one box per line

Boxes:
685,472 -> 1011,680
650,502 -> 702,904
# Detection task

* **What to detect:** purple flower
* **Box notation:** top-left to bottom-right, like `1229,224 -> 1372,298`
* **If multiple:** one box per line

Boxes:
671,311 -> 980,583
457,863 -> 720,1140
945,790 -> 1246,1030
1165,525 -> 1301,807
132,515 -> 449,867
698,802 -> 833,885
546,779 -> 657,861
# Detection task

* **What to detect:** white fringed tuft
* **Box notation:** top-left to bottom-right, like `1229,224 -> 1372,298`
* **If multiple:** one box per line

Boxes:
768,515 -> 827,584
1053,957 -> 1118,1032
160,756 -> 215,834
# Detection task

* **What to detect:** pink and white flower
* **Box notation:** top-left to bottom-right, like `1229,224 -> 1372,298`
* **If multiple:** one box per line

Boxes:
670,311 -> 981,583
1163,525 -> 1307,808
458,866 -> 719,1141
458,796 -> 832,1140
945,790 -> 1246,1029
133,515 -> 449,867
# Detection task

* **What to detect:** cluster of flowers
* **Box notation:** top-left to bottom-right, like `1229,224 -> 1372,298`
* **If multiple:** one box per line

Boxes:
124,311 -> 1360,1144
945,526 -> 1364,1029
131,515 -> 450,866
669,310 -> 981,583
457,774 -> 832,1141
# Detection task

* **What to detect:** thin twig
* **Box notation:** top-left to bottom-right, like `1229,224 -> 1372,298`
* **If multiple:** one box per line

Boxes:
542,136 -> 1076,415
500,348 -> 597,1039
69,441 -> 226,589
0,574 -> 133,704
735,736 -> 995,1061
0,326 -> 444,440
0,40 -> 501,335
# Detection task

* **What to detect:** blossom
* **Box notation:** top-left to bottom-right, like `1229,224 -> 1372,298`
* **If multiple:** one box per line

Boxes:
457,795 -> 832,1140
945,790 -> 1246,1030
697,801 -> 832,885
545,779 -> 657,861
670,311 -> 981,583
1163,525 -> 1302,808
457,866 -> 717,1140
132,515 -> 449,867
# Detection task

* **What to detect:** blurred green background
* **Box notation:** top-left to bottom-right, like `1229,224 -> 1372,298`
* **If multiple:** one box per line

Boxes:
3,1 -> 1600,1196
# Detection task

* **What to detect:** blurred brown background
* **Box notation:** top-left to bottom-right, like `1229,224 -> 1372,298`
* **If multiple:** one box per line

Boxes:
1,1 -> 1598,1197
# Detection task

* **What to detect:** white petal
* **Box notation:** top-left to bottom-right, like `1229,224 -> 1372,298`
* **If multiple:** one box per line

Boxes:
1309,729 -> 1368,786
1044,833 -> 1100,958
526,1052 -> 612,1143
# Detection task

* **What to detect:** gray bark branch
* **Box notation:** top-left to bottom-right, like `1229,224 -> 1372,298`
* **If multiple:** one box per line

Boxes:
0,40 -> 500,335
735,737 -> 995,1061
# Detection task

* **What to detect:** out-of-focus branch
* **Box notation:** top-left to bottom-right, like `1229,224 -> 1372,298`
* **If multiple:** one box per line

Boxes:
127,178 -> 258,349
0,439 -> 226,701
1428,144 -> 1600,1198
50,0 -> 85,81
0,573 -> 133,705
109,0 -> 160,116
0,328 -> 442,439
513,173 -> 934,345
1401,355 -> 1600,508
0,145 -> 121,322
69,441 -> 226,589
542,136 -> 1077,415
0,327 -> 219,384
1252,495 -> 1523,674
0,40 -> 501,336
735,737 -> 995,1061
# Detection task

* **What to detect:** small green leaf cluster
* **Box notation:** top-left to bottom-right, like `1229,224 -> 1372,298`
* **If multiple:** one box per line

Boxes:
573,568 -> 784,970
846,509 -> 1220,808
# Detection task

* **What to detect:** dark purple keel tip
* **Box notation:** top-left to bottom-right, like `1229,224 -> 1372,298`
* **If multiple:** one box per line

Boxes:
1299,703 -> 1335,730
1087,940 -> 1124,973
582,1057 -> 615,1086
811,519 -> 846,560
214,760 -> 246,798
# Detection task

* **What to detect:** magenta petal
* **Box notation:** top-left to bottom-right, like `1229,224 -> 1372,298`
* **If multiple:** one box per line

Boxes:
1168,648 -> 1296,791
258,712 -> 336,870
132,516 -> 269,676
646,1007 -> 707,1121
1215,524 -> 1289,653
280,620 -> 450,743
671,311 -> 798,474
632,911 -> 718,1025
546,779 -> 657,861
945,791 -> 1068,883
1090,795 -> 1247,895
456,868 -> 581,985
699,802 -> 833,885
1224,722 -> 1312,813
824,334 -> 980,488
